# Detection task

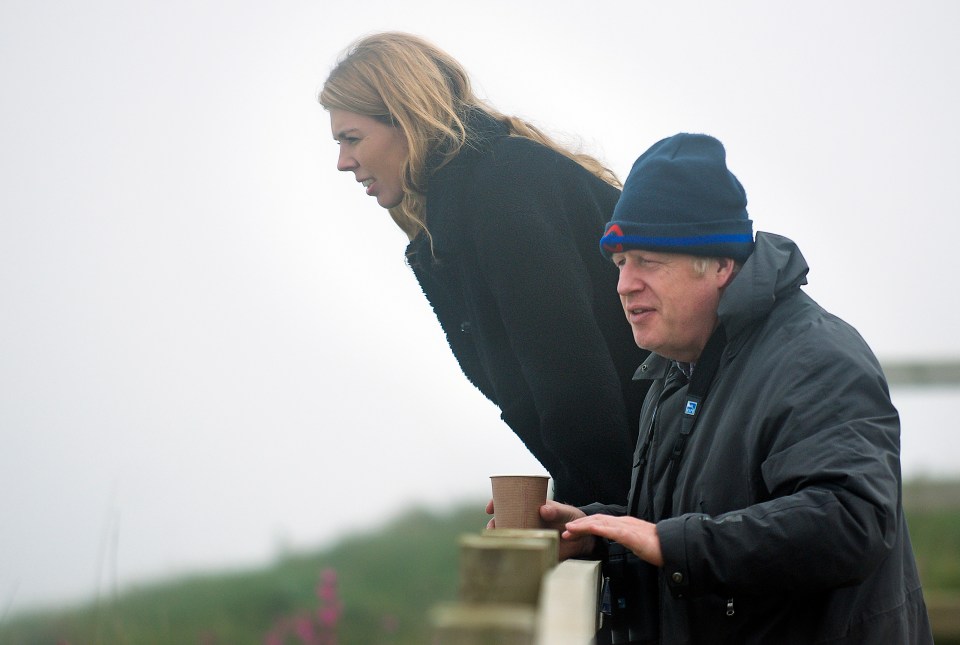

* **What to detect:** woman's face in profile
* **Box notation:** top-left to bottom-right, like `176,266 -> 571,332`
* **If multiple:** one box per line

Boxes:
330,109 -> 409,209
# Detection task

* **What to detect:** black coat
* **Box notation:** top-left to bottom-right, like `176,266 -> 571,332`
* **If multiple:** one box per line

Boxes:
589,234 -> 933,644
406,113 -> 649,505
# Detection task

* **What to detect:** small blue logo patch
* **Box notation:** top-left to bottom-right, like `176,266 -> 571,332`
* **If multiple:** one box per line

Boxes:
685,400 -> 698,416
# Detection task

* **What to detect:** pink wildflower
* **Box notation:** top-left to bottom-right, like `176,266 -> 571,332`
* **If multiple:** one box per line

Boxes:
318,604 -> 342,628
316,569 -> 338,603
294,613 -> 317,644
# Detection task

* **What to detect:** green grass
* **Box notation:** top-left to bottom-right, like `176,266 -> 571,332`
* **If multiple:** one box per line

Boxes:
2,480 -> 959,644
904,479 -> 960,642
905,478 -> 960,593
909,508 -> 960,591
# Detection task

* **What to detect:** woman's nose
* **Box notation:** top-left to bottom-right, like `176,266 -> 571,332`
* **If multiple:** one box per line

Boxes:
336,148 -> 356,172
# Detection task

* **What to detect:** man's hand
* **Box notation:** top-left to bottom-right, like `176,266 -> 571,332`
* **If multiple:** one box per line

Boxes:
484,498 -> 496,528
541,501 -> 596,560
563,514 -> 664,567
484,499 -> 597,561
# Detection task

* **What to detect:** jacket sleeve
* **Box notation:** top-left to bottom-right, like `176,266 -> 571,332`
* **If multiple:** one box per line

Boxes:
466,144 -> 633,506
657,323 -> 902,598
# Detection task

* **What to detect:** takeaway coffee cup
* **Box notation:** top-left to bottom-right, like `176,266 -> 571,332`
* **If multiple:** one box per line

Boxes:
490,475 -> 550,529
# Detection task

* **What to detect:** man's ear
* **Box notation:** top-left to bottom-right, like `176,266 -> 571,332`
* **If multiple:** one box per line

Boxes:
715,257 -> 739,288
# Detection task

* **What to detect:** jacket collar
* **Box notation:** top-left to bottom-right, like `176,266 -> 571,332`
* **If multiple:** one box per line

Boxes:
718,232 -> 809,339
632,353 -> 673,381
424,107 -> 507,182
413,109 -> 508,259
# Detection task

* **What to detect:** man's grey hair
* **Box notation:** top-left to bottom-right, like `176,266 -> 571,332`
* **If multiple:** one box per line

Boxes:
691,257 -> 743,277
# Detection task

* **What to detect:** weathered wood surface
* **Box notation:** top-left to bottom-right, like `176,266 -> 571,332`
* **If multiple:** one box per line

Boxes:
434,531 -> 601,645
458,534 -> 555,606
482,527 -> 560,563
431,603 -> 537,645
535,559 -> 602,645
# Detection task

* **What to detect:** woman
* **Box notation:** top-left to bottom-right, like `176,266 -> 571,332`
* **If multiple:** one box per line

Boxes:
320,32 -> 648,506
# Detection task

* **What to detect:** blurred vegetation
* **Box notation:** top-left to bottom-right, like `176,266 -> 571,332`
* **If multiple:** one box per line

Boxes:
904,478 -> 960,645
2,480 -> 959,645
0,504 -> 489,645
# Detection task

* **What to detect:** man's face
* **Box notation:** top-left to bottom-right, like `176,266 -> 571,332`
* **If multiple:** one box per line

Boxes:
613,249 -> 732,362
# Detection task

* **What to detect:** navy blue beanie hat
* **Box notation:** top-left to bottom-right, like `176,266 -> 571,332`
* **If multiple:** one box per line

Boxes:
600,133 -> 754,263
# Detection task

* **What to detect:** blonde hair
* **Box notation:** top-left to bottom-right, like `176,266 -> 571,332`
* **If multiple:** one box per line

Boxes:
319,32 -> 620,241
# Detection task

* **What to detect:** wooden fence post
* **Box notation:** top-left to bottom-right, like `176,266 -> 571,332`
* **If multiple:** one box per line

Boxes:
430,530 -> 602,645
458,534 -> 555,605
430,603 -> 537,645
535,559 -> 602,645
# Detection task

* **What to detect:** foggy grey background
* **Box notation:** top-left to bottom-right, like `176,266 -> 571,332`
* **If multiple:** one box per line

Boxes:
2,0 -> 958,614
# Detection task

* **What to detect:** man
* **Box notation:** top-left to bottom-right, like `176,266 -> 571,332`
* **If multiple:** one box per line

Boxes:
540,133 -> 933,643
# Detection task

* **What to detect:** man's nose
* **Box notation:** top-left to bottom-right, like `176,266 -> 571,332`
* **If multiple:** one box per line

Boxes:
617,266 -> 642,296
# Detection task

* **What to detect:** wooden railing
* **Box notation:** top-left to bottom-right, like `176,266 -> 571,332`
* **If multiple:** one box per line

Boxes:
430,524 -> 958,643
430,528 -> 600,645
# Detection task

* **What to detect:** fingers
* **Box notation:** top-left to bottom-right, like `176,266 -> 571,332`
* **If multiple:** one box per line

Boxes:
482,499 -> 599,560
540,500 -> 585,526
564,514 -> 630,543
484,499 -> 496,529
563,515 -> 663,566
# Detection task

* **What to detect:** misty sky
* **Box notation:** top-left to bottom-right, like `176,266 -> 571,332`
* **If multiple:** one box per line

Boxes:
2,0 -> 959,614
